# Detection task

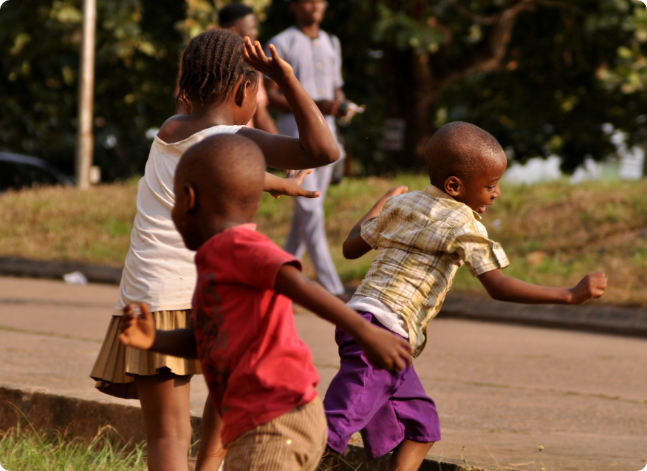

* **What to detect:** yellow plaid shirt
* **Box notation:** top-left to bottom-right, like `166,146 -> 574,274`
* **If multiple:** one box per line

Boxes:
354,184 -> 509,357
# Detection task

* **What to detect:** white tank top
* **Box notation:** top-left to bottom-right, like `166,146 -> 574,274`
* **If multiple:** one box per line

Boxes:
114,124 -> 243,315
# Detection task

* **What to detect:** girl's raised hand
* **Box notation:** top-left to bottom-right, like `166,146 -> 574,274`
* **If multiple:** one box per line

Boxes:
243,37 -> 293,83
118,303 -> 156,350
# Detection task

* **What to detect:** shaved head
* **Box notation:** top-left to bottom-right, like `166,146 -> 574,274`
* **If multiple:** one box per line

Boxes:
176,133 -> 265,217
424,121 -> 505,187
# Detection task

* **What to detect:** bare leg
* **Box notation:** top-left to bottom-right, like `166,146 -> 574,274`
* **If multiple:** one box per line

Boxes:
136,371 -> 193,471
388,440 -> 434,471
195,396 -> 226,471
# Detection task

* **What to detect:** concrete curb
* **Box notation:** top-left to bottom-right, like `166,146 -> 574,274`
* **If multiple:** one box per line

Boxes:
2,256 -> 646,338
0,256 -> 122,285
0,385 -> 506,471
439,294 -> 647,338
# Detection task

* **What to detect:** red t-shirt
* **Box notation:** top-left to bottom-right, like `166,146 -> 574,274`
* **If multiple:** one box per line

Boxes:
192,224 -> 319,446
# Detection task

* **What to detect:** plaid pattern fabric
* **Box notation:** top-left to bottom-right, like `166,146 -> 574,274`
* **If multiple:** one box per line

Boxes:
355,184 -> 509,357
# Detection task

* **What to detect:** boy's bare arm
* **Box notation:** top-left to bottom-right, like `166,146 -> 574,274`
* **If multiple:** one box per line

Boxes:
239,39 -> 339,169
478,269 -> 607,305
119,303 -> 198,359
343,186 -> 408,259
275,265 -> 413,371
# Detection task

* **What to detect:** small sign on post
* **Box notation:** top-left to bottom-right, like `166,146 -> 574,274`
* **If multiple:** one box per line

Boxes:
75,0 -> 96,189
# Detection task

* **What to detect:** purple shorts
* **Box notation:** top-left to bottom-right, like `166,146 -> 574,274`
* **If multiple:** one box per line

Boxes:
323,311 -> 441,460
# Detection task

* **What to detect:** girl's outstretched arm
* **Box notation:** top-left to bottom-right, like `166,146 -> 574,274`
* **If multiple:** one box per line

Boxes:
264,170 -> 320,199
238,38 -> 340,170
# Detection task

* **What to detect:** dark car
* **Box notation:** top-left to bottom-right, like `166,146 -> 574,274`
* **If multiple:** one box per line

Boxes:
0,152 -> 74,192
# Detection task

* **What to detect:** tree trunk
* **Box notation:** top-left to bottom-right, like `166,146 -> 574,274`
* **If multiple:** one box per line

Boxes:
383,46 -> 436,172
410,50 -> 436,163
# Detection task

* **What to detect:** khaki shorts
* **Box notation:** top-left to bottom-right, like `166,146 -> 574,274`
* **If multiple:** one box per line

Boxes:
224,397 -> 327,471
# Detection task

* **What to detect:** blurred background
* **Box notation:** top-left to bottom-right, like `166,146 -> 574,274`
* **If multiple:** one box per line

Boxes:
2,0 -> 647,180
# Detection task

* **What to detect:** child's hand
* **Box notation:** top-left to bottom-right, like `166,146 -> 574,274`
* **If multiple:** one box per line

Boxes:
568,273 -> 607,305
243,38 -> 294,84
268,169 -> 320,199
384,185 -> 408,199
315,99 -> 342,116
356,324 -> 413,371
118,303 -> 156,350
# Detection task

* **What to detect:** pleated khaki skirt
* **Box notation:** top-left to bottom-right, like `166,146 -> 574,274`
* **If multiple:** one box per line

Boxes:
90,309 -> 202,399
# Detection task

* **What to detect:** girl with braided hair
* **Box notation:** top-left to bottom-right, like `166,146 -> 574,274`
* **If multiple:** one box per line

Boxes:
91,29 -> 339,471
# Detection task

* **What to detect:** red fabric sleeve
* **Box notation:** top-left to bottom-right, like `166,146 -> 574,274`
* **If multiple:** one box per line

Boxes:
222,229 -> 302,290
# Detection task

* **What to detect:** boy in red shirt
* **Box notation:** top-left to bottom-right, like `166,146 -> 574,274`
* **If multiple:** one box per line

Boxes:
118,133 -> 413,471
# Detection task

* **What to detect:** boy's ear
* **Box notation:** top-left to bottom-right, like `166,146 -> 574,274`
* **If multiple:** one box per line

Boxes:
183,183 -> 197,213
234,79 -> 252,107
444,176 -> 462,197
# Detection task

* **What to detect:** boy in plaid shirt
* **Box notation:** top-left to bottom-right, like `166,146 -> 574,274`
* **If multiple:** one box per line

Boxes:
323,121 -> 607,471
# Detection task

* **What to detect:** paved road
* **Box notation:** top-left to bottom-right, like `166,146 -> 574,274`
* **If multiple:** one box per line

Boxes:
0,276 -> 645,471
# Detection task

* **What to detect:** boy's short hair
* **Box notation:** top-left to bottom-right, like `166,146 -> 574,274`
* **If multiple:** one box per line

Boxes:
177,134 -> 265,214
218,3 -> 254,27
424,121 -> 504,187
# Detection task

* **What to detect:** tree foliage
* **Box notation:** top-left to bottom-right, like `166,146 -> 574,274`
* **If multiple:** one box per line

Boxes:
430,0 -> 647,172
0,0 -> 265,178
0,0 -> 186,177
1,0 -> 647,178
317,0 -> 647,172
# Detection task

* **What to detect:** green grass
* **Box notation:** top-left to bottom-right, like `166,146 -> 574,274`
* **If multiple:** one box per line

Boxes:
2,175 -> 647,306
0,177 -> 140,266
0,424 -> 146,471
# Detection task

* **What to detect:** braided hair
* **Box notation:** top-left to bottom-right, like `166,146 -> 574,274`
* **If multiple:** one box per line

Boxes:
177,29 -> 258,108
